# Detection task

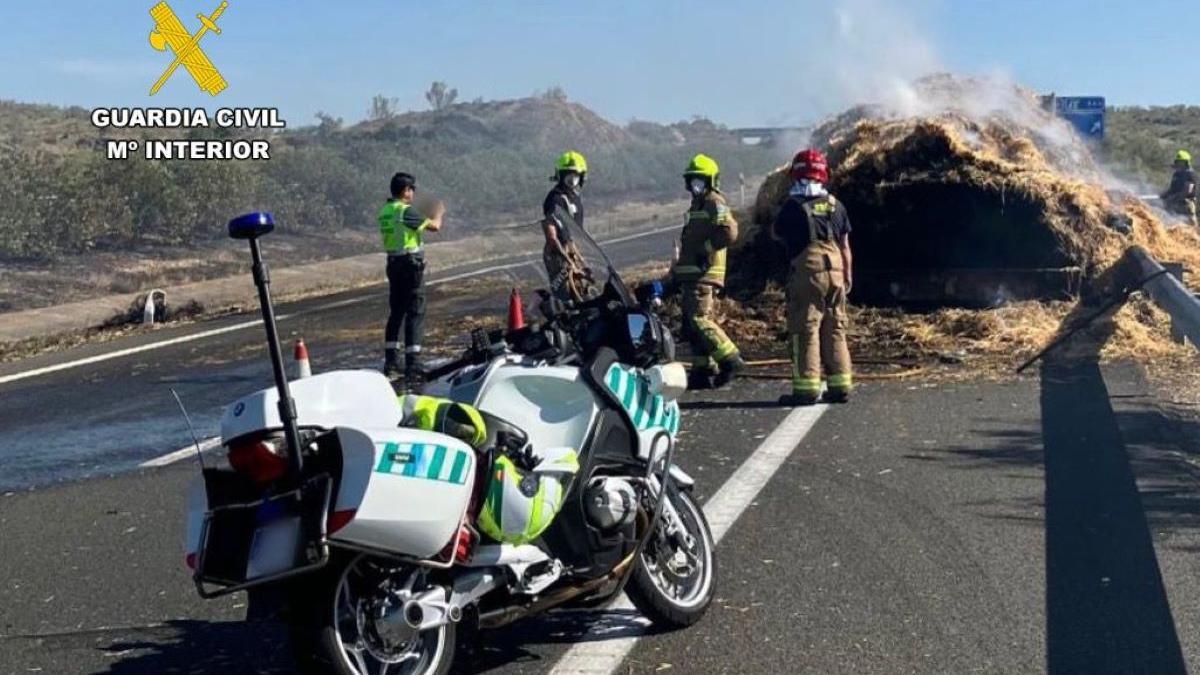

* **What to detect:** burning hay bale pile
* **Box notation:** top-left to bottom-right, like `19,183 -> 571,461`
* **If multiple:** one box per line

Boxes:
726,74 -> 1200,375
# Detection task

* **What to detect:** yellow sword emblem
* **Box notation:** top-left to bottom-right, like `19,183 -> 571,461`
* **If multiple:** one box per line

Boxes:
148,1 -> 229,96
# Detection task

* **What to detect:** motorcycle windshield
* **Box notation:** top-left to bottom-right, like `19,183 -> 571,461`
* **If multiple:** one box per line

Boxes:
564,215 -> 634,307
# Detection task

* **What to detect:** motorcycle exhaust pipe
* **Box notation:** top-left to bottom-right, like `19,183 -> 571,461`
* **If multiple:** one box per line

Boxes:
400,594 -> 463,631
477,552 -> 637,629
403,601 -> 424,629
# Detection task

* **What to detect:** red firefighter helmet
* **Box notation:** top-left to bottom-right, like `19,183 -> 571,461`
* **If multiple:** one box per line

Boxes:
790,149 -> 829,184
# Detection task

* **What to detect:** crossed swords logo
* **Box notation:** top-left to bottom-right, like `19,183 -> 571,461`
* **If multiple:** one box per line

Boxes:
148,1 -> 229,96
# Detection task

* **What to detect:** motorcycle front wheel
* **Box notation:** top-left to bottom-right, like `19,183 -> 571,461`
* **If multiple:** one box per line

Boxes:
289,553 -> 456,675
626,488 -> 716,627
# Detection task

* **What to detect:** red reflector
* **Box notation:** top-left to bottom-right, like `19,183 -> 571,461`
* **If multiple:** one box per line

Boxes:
439,525 -> 477,564
227,439 -> 288,483
185,552 -> 197,570
327,509 -> 356,534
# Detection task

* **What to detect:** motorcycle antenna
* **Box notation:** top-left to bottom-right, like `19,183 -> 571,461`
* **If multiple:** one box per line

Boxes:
169,387 -> 206,470
228,212 -> 305,477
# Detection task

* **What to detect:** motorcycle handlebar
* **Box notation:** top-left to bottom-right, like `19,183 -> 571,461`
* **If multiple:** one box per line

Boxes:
424,352 -> 483,381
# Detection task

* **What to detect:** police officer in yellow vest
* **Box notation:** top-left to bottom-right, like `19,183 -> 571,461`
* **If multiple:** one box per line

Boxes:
773,150 -> 853,406
379,172 -> 443,384
671,154 -> 745,389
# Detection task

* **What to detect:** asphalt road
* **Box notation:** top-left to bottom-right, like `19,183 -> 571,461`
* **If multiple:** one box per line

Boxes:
0,225 -> 677,491
3,226 -> 1200,674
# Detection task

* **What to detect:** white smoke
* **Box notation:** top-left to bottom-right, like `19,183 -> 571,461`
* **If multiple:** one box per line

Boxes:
772,0 -> 1155,200
819,0 -> 942,117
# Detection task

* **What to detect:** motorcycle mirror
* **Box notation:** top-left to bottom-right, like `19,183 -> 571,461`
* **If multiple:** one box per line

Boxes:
228,212 -> 275,240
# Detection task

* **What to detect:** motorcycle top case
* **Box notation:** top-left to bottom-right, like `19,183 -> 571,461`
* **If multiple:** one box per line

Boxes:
210,370 -> 477,560
220,370 -> 403,441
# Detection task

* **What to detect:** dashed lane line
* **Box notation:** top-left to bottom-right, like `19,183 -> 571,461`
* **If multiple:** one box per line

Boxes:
139,437 -> 223,468
547,404 -> 829,675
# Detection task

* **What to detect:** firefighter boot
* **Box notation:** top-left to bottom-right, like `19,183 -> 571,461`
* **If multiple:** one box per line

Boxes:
823,389 -> 850,404
713,353 -> 745,388
687,368 -> 716,391
778,391 -> 820,407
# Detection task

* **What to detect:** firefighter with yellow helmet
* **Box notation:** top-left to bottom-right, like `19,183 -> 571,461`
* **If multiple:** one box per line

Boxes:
671,154 -> 744,389
1161,150 -> 1198,227
542,151 -> 596,303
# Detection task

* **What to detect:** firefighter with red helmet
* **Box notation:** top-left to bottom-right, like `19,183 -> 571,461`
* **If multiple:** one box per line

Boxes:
771,150 -> 854,405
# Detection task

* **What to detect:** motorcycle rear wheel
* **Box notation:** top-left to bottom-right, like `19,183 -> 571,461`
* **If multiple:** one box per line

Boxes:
627,488 -> 716,627
289,553 -> 456,675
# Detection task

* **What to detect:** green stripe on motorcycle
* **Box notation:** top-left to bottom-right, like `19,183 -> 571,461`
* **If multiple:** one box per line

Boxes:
426,445 -> 447,481
401,444 -> 422,477
448,450 -> 468,485
631,380 -> 650,427
621,376 -> 638,413
644,394 -> 661,430
374,442 -> 398,474
607,366 -> 622,393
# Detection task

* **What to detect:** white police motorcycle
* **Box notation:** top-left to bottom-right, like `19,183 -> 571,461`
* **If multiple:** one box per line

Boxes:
184,212 -> 715,674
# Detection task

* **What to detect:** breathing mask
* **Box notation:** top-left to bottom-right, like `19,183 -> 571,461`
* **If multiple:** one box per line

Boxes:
563,173 -> 581,191
688,178 -> 708,196
791,178 -> 827,198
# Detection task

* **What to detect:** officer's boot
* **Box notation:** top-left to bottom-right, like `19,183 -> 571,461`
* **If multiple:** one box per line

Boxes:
713,353 -> 746,389
404,352 -> 424,392
383,348 -> 403,380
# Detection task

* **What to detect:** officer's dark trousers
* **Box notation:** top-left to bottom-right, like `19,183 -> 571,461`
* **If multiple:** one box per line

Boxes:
385,253 -> 426,353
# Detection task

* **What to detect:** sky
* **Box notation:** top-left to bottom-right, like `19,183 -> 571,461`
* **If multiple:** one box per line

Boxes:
2,0 -> 1197,129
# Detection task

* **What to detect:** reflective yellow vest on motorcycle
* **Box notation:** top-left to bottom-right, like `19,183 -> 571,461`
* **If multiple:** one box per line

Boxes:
672,191 -> 739,287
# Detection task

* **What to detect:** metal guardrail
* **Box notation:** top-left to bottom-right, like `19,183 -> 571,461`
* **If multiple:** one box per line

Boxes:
1127,245 -> 1200,347
1016,246 -> 1198,373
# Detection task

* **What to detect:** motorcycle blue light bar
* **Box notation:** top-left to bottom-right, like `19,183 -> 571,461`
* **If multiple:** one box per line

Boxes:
228,212 -> 275,239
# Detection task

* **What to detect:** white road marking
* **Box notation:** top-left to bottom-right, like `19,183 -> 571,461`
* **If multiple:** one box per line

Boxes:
548,404 -> 829,675
0,320 -> 264,386
0,226 -> 677,388
428,260 -> 539,286
597,224 -> 679,246
139,437 -> 222,468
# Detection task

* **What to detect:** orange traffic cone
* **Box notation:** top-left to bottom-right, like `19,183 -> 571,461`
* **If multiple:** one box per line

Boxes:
294,338 -> 312,379
507,288 -> 525,332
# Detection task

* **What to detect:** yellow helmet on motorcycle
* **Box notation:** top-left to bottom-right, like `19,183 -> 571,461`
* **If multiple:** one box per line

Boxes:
398,395 -> 487,448
477,447 -> 579,545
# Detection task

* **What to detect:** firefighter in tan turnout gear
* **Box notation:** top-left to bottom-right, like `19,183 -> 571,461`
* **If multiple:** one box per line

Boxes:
772,149 -> 854,405
1161,149 -> 1198,227
671,154 -> 745,389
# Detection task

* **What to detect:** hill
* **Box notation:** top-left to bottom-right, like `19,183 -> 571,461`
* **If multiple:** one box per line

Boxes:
1103,105 -> 1200,191
354,97 -> 635,148
0,94 -> 777,260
